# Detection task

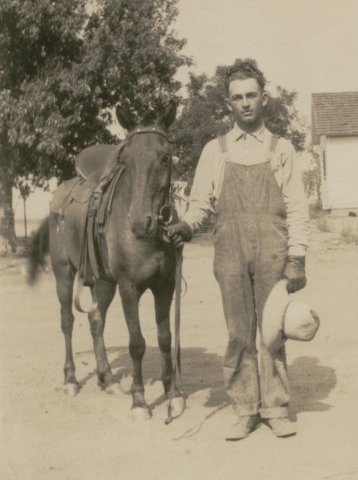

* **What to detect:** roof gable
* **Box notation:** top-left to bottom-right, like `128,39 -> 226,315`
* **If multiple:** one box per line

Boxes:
311,91 -> 358,145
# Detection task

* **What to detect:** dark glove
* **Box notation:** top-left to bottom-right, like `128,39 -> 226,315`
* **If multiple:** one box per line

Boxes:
283,255 -> 307,293
165,221 -> 193,248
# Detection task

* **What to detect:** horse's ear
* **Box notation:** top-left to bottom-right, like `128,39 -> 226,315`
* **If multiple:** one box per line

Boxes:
159,100 -> 177,129
115,105 -> 136,131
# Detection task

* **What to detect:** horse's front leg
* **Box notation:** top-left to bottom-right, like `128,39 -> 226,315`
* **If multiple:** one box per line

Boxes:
152,280 -> 186,418
88,279 -> 117,391
118,279 -> 150,419
151,281 -> 175,394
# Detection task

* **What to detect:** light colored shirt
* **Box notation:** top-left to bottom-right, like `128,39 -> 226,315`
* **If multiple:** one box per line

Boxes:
183,124 -> 309,256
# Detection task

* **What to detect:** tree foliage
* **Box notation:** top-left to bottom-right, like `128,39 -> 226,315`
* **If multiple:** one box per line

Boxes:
0,0 -> 89,186
172,71 -> 230,182
0,0 -> 189,187
302,149 -> 321,205
173,59 -> 306,183
264,86 -> 306,152
86,0 -> 189,121
0,0 -> 189,250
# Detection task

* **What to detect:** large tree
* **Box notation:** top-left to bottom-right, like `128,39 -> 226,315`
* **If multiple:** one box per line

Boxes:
0,0 -> 189,252
85,0 -> 189,120
173,59 -> 306,184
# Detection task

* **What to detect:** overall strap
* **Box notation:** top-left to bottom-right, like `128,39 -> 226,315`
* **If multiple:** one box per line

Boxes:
267,134 -> 280,171
218,132 -> 280,165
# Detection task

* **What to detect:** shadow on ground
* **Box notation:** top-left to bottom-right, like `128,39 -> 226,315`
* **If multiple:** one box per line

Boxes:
76,346 -> 227,407
289,356 -> 337,413
76,347 -> 336,414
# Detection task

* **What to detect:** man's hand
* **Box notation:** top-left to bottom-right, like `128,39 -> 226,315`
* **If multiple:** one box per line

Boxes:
283,256 -> 307,293
165,221 -> 193,248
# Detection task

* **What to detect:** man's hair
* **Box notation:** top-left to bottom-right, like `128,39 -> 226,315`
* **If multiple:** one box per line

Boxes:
225,59 -> 266,93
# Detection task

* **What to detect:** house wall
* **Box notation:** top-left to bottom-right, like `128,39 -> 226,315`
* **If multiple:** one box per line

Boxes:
321,136 -> 358,211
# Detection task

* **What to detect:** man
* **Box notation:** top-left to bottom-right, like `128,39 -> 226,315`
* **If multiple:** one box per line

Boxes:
167,60 -> 309,440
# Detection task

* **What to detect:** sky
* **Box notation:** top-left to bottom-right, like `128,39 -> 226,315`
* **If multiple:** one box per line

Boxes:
174,0 -> 358,120
17,0 -> 358,221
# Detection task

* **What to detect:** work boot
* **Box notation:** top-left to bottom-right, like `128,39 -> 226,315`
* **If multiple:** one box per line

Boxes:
225,415 -> 259,441
265,417 -> 297,438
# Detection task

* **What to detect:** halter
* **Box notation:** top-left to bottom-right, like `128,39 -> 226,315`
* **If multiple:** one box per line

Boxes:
122,126 -> 175,228
126,125 -> 171,143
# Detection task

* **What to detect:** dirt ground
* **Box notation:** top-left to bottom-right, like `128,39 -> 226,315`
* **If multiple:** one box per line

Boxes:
1,225 -> 358,480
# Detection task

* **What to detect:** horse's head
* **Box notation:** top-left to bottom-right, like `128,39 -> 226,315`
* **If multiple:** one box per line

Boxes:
116,102 -> 176,239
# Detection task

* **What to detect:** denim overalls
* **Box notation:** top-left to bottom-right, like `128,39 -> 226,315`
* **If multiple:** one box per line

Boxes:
213,134 -> 290,418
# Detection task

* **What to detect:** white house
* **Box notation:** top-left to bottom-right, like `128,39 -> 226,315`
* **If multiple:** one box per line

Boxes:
311,92 -> 358,214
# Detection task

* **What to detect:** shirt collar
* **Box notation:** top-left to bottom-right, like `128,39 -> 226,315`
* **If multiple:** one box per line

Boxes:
232,123 -> 266,143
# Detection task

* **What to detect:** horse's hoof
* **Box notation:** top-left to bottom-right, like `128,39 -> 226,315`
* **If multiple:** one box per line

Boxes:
105,383 -> 122,395
168,396 -> 186,418
131,407 -> 151,421
64,383 -> 80,397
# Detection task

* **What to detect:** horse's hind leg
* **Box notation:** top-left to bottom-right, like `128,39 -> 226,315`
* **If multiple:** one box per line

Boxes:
54,264 -> 78,396
88,279 -> 117,391
118,279 -> 150,419
50,214 -> 79,396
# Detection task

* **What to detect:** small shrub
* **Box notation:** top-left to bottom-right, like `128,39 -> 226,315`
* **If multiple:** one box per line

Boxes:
309,202 -> 331,232
315,216 -> 331,233
340,225 -> 358,245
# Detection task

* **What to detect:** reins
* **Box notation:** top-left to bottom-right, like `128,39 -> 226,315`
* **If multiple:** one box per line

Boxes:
165,245 -> 186,424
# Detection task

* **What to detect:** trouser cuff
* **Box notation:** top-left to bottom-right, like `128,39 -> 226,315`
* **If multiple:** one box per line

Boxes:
260,406 -> 289,419
232,402 -> 260,417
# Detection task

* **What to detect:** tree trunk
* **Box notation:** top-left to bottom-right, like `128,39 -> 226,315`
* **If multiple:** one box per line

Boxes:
0,173 -> 17,254
23,196 -> 28,240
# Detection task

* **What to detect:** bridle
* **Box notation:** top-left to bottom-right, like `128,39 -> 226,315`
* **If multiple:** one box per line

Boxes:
126,125 -> 171,143
121,125 -> 175,230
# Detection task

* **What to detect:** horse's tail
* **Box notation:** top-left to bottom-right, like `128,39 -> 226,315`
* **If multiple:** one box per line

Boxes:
27,216 -> 50,285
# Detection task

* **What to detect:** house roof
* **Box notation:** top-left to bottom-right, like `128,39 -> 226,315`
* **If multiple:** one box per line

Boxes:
311,91 -> 358,145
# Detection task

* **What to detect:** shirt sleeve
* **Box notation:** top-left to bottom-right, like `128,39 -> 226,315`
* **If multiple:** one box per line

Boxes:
279,140 -> 310,256
182,141 -> 216,232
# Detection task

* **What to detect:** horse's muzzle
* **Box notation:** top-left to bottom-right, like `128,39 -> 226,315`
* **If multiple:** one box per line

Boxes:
130,213 -> 158,239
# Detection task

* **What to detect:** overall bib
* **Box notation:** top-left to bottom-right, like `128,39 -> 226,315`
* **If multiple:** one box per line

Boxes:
213,136 -> 290,418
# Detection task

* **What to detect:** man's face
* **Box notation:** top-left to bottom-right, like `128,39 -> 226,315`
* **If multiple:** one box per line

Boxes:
227,77 -> 267,127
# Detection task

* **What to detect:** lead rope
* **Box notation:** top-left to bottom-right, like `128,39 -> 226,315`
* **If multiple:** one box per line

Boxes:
165,246 -> 186,424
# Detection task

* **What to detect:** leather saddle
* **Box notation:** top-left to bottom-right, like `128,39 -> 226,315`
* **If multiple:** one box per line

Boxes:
50,142 -> 126,293
50,143 -> 124,212
71,144 -> 123,204
74,143 -> 126,287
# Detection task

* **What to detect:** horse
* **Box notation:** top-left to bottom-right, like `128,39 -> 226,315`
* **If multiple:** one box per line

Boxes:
28,102 -> 185,420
